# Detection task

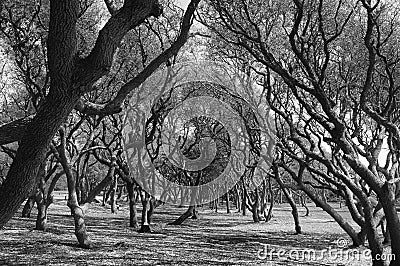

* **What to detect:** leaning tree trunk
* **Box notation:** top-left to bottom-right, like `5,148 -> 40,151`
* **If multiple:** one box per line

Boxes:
0,94 -> 79,227
300,183 -> 362,247
352,195 -> 385,266
274,169 -> 301,234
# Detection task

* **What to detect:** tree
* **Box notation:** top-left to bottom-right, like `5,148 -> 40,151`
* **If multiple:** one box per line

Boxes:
199,0 -> 400,265
0,0 -> 200,228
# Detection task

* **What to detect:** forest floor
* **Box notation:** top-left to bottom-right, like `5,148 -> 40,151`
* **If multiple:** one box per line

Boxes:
0,191 -> 393,266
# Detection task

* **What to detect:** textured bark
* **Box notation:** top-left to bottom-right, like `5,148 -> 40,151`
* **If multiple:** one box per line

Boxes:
35,196 -> 48,231
0,0 -> 80,228
0,116 -> 33,145
0,95 -> 79,227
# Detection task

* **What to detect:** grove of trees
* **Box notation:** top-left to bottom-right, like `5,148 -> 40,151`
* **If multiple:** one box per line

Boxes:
1,0 -> 400,265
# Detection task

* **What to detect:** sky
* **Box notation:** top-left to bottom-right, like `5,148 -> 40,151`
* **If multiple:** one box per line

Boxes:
176,0 -> 191,9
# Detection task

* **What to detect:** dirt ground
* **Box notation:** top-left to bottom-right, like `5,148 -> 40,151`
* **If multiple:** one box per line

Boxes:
0,191 -> 392,265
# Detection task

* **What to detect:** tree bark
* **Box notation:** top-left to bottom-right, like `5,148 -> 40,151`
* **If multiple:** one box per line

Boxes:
380,185 -> 400,266
110,175 -> 118,214
127,182 -> 139,228
0,95 -> 79,228
138,191 -> 151,233
35,194 -> 48,231
274,168 -> 301,234
22,196 -> 35,218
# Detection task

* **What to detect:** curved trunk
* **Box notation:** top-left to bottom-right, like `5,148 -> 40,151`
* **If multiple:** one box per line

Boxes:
275,169 -> 301,234
300,196 -> 309,217
35,198 -> 48,231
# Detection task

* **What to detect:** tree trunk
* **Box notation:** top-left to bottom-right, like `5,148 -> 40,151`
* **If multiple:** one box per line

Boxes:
301,196 -> 309,217
300,183 -> 362,247
225,190 -> 230,214
360,200 -> 384,266
242,183 -> 247,216
380,185 -> 400,266
147,197 -> 155,224
287,191 -> 302,234
138,191 -> 151,233
127,182 -> 138,228
0,95 -> 79,227
169,175 -> 199,225
110,175 -> 117,214
22,196 -> 35,218
252,188 -> 260,223
35,196 -> 48,231
34,162 -> 48,231
234,185 -> 241,212
274,169 -> 301,234
264,175 -> 274,222
58,128 -> 91,248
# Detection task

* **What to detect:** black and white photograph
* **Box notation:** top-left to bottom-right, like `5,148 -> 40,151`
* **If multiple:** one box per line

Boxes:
0,0 -> 399,265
